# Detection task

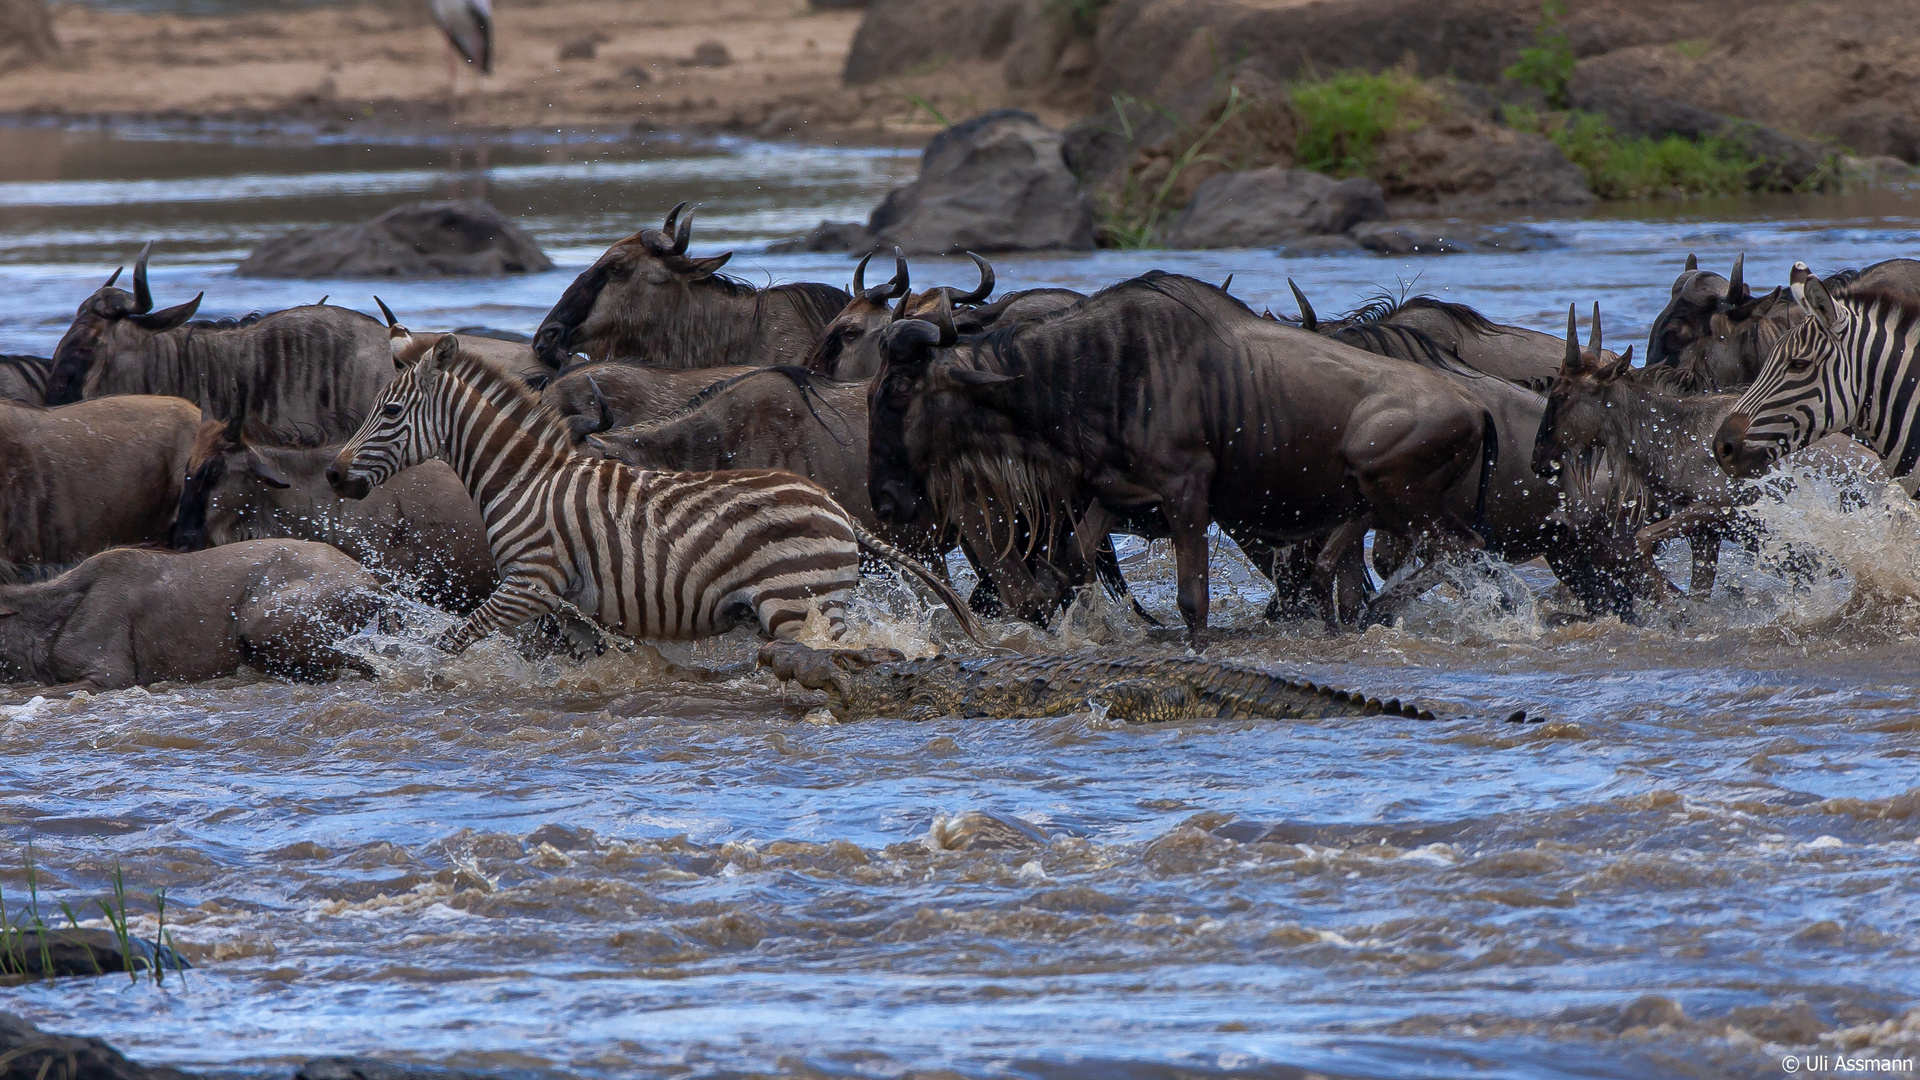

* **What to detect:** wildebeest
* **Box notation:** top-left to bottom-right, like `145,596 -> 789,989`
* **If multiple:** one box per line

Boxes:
1642,253 -> 1797,392
531,202 -> 849,370
1716,259 -> 1920,482
871,274 -> 1498,643
47,247 -> 395,440
1293,287 -> 1611,386
543,362 -> 760,438
0,395 -> 206,571
170,421 -> 497,613
0,541 -> 381,691
1535,306 -> 1741,602
0,355 -> 49,405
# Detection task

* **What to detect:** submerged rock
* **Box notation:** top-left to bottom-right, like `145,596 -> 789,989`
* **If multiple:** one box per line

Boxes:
0,1011 -> 200,1080
238,200 -> 554,279
1349,220 -> 1563,255
925,810 -> 1052,852
0,927 -> 190,979
1164,168 -> 1385,249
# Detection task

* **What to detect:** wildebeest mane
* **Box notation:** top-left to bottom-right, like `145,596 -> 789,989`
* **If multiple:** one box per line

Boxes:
1349,293 -> 1505,338
184,311 -> 271,331
769,281 -> 855,330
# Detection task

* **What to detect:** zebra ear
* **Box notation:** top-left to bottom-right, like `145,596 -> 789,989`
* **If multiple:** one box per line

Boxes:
417,333 -> 456,381
1799,275 -> 1846,335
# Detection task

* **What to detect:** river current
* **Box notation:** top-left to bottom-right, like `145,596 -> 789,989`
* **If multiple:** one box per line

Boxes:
1,125 -> 1919,1080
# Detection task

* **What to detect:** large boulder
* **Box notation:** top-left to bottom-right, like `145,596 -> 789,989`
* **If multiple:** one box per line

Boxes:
1373,114 -> 1595,214
237,200 -> 553,279
1164,169 -> 1385,249
0,1012 -> 200,1080
844,0 -> 1036,84
865,109 -> 1096,254
0,0 -> 57,67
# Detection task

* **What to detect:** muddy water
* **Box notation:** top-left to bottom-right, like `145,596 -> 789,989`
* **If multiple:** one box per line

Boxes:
3,127 -> 1920,1079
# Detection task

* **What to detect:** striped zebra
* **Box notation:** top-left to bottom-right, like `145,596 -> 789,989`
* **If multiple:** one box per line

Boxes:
0,354 -> 50,406
326,334 -> 977,653
1716,259 -> 1920,480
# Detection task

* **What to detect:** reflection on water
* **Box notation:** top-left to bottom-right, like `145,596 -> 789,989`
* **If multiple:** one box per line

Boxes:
2,124 -> 1920,1080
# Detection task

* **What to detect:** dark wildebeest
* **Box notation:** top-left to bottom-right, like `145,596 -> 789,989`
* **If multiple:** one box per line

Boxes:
1293,288 -> 1621,387
0,355 -> 50,405
47,247 -> 394,440
802,250 -> 1084,382
1643,253 -> 1800,393
0,396 -> 206,571
0,541 -> 381,691
870,274 -> 1497,644
169,422 -> 497,614
531,202 -> 849,370
1534,307 -> 1743,603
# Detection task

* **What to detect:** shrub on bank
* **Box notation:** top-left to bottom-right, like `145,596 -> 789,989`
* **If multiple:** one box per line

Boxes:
1505,107 -> 1830,199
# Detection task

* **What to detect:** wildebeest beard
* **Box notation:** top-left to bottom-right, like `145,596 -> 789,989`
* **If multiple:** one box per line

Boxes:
920,446 -> 1079,561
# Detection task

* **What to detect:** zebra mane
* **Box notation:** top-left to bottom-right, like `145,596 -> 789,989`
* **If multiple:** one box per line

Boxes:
442,347 -> 575,455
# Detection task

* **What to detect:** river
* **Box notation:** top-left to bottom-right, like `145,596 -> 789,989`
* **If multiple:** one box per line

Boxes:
2,123 -> 1918,1080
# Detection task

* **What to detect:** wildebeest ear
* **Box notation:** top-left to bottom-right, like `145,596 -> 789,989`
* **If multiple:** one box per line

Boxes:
950,368 -> 1017,392
675,251 -> 732,279
1685,252 -> 1698,272
247,451 -> 292,489
1599,347 -> 1633,381
130,292 -> 202,332
879,319 -> 946,365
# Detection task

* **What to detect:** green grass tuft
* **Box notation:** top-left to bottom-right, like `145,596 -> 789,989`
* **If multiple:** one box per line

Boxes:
1507,107 -> 1758,199
1505,0 -> 1574,109
1290,70 -> 1425,176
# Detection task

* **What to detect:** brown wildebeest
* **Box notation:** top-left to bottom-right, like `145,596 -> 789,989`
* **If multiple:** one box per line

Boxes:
1294,287 -> 1622,386
1643,252 -> 1802,392
542,362 -> 759,440
1534,305 -> 1743,603
870,273 -> 1497,644
530,202 -> 849,370
169,421 -> 497,614
0,541 -> 382,691
0,355 -> 49,405
0,395 -> 205,571
47,246 -> 394,440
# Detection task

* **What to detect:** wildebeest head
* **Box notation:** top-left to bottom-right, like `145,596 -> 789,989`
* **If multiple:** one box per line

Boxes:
1646,252 -> 1741,370
1532,303 -> 1633,477
804,251 -> 994,380
171,409 -> 294,551
46,243 -> 204,404
530,202 -> 734,368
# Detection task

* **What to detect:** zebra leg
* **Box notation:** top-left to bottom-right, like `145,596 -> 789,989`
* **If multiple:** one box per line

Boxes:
435,572 -> 566,654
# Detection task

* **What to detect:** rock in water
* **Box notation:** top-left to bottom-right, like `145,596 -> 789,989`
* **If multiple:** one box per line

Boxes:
238,200 -> 554,279
866,109 -> 1095,254
1164,168 -> 1386,249
1,927 -> 190,978
0,1011 -> 201,1080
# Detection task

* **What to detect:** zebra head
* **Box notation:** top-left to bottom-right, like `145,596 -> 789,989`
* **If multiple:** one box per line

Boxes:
328,333 -> 457,499
1713,266 -> 1855,479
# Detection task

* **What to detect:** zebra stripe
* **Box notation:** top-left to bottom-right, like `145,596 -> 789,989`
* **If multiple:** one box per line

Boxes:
331,336 -> 880,651
1732,275 -> 1920,476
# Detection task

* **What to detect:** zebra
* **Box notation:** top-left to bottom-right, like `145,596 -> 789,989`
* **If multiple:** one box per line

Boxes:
326,333 -> 978,653
0,354 -> 50,405
1715,259 -> 1920,480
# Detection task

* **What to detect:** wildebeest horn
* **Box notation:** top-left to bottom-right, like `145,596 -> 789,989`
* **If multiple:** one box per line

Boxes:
950,252 -> 993,304
585,375 -> 613,435
1588,302 -> 1601,356
931,293 -> 957,346
1288,279 -> 1317,331
133,241 -> 155,313
662,201 -> 689,235
892,282 -> 912,322
1685,253 -> 1698,271
374,296 -> 399,328
317,295 -> 329,306
1726,251 -> 1746,300
1219,274 -> 1233,293
865,248 -> 908,304
852,250 -> 874,295
1562,303 -> 1580,373
131,292 -> 202,332
103,267 -> 122,289
671,209 -> 693,256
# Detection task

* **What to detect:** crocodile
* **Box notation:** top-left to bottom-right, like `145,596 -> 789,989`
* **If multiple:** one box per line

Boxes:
758,642 -> 1531,724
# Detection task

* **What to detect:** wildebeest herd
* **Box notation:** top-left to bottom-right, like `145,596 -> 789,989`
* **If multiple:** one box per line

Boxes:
3,201 -> 1916,691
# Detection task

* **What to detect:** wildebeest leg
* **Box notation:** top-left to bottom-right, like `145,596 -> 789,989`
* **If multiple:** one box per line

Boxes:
1687,528 -> 1722,599
436,569 -> 566,654
951,503 -> 1057,624
1311,516 -> 1372,629
1161,475 -> 1215,648
1634,506 -> 1726,603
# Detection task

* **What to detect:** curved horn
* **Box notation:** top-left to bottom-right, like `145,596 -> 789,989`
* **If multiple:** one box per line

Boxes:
931,293 -> 957,346
133,241 -> 155,314
130,292 -> 202,332
1588,301 -> 1601,356
1288,279 -> 1317,331
671,209 -> 693,256
103,267 -> 123,289
1562,303 -> 1580,373
1219,274 -> 1233,293
886,248 -> 910,300
851,249 -> 874,295
1685,252 -> 1698,272
374,296 -> 399,328
585,375 -> 614,435
949,251 -> 993,304
662,200 -> 689,235
892,282 -> 912,322
1726,251 -> 1746,300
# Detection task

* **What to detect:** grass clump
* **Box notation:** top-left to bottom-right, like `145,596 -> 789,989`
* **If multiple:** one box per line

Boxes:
1504,0 -> 1574,108
1,845 -> 188,987
1507,107 -> 1758,198
1290,69 -> 1429,176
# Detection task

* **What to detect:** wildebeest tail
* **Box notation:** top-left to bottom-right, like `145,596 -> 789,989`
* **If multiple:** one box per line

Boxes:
850,521 -> 985,644
1472,410 -> 1498,538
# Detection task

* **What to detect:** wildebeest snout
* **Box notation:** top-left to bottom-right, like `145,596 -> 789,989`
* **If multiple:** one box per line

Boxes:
871,479 -> 919,525
326,459 -> 372,499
